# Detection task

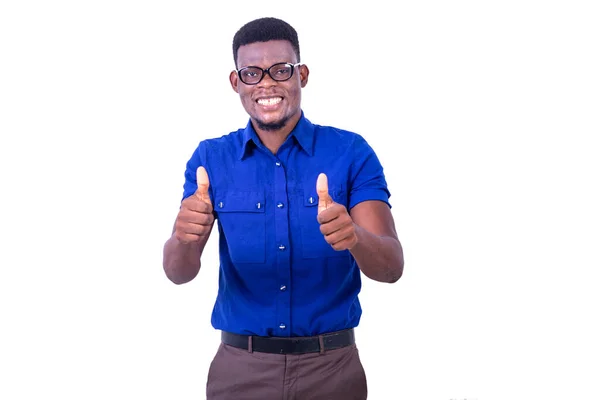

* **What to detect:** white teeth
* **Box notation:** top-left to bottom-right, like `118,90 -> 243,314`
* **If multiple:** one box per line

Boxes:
257,97 -> 282,106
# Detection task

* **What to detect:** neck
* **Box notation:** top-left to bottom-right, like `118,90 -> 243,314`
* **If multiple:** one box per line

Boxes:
253,112 -> 301,154
255,131 -> 288,155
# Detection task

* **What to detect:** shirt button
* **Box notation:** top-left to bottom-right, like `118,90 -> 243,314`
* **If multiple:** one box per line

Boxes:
280,285 -> 287,291
278,245 -> 286,251
308,196 -> 315,204
277,202 -> 284,208
279,324 -> 286,329
275,161 -> 281,167
218,202 -> 224,208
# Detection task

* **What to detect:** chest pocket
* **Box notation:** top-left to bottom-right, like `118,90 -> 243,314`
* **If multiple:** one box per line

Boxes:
299,183 -> 349,259
215,191 -> 266,264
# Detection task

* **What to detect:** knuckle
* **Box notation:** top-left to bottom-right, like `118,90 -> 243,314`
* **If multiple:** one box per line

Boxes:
201,213 -> 214,225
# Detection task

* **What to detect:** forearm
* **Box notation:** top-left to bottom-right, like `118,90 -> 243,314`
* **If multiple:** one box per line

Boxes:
350,224 -> 404,283
162,235 -> 206,284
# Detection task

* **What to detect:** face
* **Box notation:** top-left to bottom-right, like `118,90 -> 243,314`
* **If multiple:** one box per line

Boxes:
230,40 -> 309,133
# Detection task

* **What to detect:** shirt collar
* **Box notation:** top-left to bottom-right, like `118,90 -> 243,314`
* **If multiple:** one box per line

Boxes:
239,111 -> 315,160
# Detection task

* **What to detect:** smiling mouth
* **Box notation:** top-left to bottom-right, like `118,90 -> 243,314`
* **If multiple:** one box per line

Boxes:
257,97 -> 283,106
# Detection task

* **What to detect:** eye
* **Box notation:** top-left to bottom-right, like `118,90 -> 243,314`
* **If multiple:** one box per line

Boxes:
274,67 -> 291,76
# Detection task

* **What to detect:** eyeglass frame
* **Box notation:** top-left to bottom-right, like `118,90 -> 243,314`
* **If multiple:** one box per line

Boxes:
236,62 -> 303,85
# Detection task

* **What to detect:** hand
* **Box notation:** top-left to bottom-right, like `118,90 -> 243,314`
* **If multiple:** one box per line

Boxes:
174,166 -> 215,244
316,173 -> 358,251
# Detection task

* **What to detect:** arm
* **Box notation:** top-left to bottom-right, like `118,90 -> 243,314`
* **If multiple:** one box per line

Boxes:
162,166 -> 215,285
349,200 -> 403,283
163,222 -> 213,285
316,174 -> 403,283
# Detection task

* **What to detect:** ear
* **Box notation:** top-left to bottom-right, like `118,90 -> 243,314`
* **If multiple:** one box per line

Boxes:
299,64 -> 309,88
229,70 -> 239,93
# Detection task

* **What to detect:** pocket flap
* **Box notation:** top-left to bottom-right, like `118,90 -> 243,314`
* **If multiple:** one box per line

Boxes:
303,183 -> 345,207
215,191 -> 266,213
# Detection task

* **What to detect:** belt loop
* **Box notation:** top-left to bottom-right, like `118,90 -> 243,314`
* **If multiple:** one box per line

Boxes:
248,336 -> 253,353
318,335 -> 325,355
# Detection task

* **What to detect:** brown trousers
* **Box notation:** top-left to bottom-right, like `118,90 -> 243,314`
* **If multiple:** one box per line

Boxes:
206,341 -> 368,400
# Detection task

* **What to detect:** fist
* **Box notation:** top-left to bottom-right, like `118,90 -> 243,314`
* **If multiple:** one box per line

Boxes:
316,173 -> 358,251
175,166 -> 215,244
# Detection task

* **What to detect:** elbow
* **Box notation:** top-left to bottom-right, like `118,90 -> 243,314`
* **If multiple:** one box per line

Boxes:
166,273 -> 192,285
165,270 -> 196,285
163,262 -> 199,285
387,257 -> 404,283
386,239 -> 404,283
388,266 -> 403,283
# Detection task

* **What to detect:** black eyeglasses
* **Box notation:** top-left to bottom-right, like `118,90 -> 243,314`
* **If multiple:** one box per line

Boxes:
237,62 -> 302,85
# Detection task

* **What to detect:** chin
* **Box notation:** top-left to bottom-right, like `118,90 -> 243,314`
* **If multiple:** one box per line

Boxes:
254,113 -> 289,132
256,118 -> 287,132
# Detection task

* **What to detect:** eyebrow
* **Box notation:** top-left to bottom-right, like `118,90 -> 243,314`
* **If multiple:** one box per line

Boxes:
238,61 -> 293,69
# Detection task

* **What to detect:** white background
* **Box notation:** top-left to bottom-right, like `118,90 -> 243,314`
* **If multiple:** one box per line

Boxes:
1,1 -> 599,399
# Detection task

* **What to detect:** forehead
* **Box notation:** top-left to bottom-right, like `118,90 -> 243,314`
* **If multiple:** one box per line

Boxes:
236,40 -> 297,68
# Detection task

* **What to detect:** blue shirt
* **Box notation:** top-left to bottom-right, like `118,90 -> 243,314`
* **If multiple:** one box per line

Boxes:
181,112 -> 391,337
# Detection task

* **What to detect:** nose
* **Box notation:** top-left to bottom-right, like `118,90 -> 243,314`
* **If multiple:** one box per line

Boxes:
257,71 -> 277,88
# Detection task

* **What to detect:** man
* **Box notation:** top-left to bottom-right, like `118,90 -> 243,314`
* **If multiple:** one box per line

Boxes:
163,17 -> 404,400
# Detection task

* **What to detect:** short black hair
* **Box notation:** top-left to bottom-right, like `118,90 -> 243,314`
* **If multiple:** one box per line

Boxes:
232,17 -> 300,67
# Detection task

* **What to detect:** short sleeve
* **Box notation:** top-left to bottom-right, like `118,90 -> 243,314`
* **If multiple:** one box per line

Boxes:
348,135 -> 392,209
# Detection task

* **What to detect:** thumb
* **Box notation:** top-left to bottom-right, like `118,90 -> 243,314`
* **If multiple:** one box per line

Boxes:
316,173 -> 333,214
195,166 -> 212,205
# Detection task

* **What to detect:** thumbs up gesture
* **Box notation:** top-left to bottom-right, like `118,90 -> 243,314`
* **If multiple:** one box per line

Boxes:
175,166 -> 215,244
316,173 -> 358,251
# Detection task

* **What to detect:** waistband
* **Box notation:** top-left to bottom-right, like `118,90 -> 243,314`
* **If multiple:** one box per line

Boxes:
221,328 -> 355,355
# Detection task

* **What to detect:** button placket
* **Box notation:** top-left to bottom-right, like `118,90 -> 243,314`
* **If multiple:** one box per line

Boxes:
273,153 -> 290,336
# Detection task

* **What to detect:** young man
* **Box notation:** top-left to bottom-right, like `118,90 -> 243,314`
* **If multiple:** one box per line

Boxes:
163,17 -> 404,400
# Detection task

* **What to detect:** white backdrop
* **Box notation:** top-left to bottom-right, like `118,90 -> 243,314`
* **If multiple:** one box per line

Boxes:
1,1 -> 599,399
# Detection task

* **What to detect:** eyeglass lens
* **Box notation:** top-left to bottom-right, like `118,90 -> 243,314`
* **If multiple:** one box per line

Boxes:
239,63 -> 295,85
